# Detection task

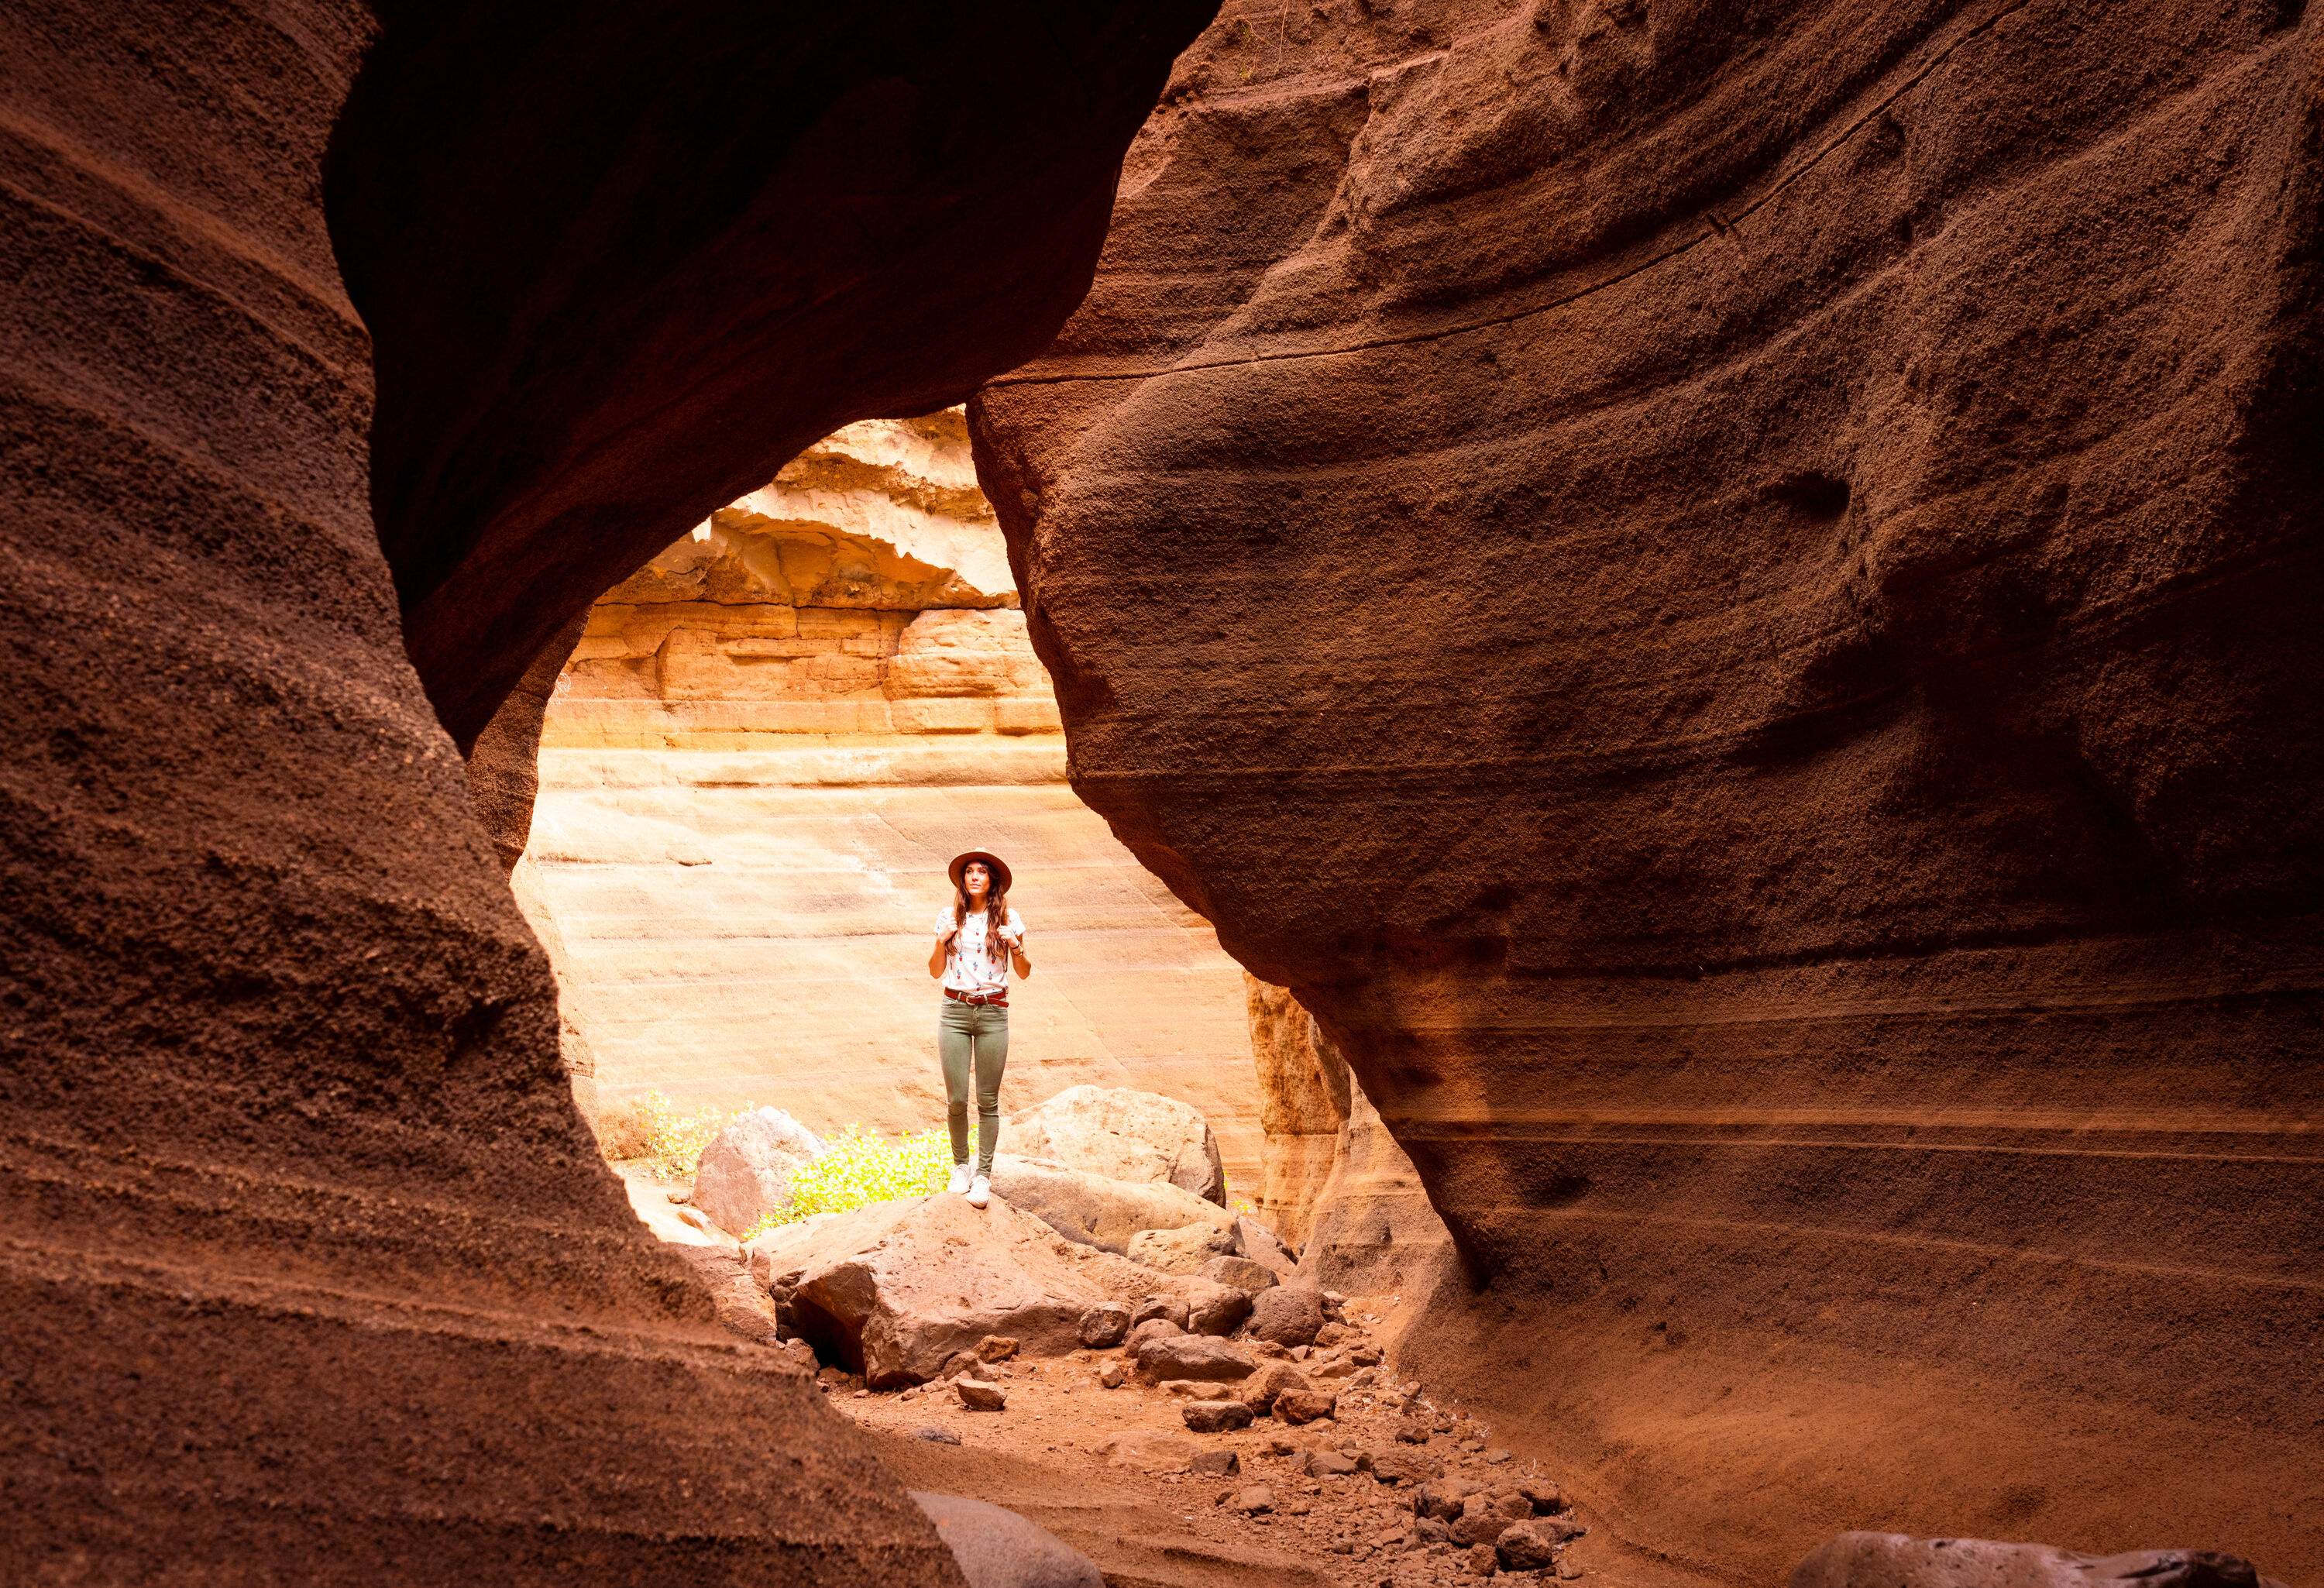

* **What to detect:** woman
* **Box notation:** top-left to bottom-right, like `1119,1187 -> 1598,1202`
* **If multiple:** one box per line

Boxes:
929,850 -> 1030,1208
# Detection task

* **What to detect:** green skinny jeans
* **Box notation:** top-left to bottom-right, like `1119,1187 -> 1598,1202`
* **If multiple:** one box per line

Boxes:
937,997 -> 1009,1173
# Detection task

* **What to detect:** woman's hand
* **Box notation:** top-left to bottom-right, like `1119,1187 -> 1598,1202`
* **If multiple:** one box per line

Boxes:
937,921 -> 960,947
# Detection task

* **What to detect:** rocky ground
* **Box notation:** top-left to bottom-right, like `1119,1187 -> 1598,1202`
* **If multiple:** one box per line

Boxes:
810,1289 -> 1599,1588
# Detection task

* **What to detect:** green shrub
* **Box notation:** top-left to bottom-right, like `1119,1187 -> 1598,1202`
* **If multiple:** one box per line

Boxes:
629,1090 -> 751,1181
743,1126 -> 951,1238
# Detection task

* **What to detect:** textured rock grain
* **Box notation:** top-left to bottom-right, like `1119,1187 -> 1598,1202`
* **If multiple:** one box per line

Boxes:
0,0 -> 1207,1579
972,2 -> 2324,1581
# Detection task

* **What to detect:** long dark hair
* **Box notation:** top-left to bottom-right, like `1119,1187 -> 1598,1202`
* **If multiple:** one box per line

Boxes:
952,868 -> 1008,944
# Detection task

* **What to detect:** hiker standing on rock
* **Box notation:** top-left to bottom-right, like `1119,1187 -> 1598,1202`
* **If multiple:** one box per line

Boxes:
930,850 -> 1030,1209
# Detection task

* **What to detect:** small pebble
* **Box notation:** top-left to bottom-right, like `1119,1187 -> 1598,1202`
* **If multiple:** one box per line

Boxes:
913,1426 -> 961,1445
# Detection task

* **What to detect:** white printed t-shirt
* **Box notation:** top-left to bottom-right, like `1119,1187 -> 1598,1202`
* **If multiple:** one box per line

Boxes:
937,906 -> 1025,996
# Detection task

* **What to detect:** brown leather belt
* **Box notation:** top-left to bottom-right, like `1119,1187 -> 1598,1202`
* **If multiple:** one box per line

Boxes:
944,987 -> 1009,1008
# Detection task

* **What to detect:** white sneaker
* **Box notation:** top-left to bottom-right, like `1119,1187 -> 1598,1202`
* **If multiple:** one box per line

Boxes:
967,1174 -> 991,1209
947,1164 -> 971,1195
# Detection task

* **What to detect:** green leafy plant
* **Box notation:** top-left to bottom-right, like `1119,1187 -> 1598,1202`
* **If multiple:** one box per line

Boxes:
741,1126 -> 952,1238
630,1090 -> 752,1181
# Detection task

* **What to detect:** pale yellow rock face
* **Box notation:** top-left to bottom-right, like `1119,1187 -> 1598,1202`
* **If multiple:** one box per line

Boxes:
521,412 -> 1262,1195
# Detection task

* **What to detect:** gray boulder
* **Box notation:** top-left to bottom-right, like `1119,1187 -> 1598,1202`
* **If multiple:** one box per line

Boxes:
1791,1536 -> 2284,1588
1006,1084 -> 1226,1204
691,1107 -> 823,1236
913,1491 -> 1105,1588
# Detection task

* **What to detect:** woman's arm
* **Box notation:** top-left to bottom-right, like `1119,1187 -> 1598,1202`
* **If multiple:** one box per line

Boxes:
929,919 -> 955,978
1003,913 -> 1031,980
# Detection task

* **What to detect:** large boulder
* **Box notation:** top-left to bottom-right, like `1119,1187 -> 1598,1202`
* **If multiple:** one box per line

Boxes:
1006,1086 -> 1226,1205
1133,1333 -> 1256,1383
913,1491 -> 1105,1588
1125,1222 -> 1238,1274
691,1108 -> 823,1236
988,1153 -> 1235,1250
1246,1285 -> 1325,1348
744,1191 -> 1165,1386
1791,1536 -> 2287,1588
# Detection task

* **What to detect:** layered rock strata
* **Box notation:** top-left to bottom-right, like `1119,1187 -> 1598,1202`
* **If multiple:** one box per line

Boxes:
522,414 -> 1263,1190
0,2 -> 1208,1579
972,3 -> 2324,1582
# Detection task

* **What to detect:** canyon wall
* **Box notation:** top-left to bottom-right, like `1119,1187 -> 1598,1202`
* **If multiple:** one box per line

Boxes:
0,2 -> 1208,1579
522,413 -> 1263,1191
972,2 -> 2324,1583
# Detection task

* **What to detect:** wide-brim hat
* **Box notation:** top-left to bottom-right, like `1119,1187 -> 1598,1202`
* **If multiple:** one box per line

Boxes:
949,850 -> 1012,895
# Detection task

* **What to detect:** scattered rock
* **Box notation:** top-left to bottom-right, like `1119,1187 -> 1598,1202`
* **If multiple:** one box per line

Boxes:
1789,1536 -> 2284,1588
816,1365 -> 853,1390
1518,1479 -> 1566,1515
1246,1286 -> 1325,1348
1276,1388 -> 1341,1425
1078,1303 -> 1130,1349
956,1378 -> 1007,1411
1182,1400 -> 1255,1433
1485,1449 -> 1513,1466
1129,1294 -> 1190,1330
1313,1321 -> 1354,1349
690,1108 -> 823,1236
1134,1333 -> 1255,1383
1184,1278 -> 1253,1336
1305,1449 -> 1360,1478
914,1426 -> 962,1446
1465,1542 -> 1500,1577
1198,1255 -> 1280,1294
1497,1517 -> 1583,1572
913,1490 -> 1105,1588
747,1192 -> 1152,1386
1350,1344 -> 1383,1366
1418,1517 -> 1456,1545
1222,1483 -> 1275,1514
1238,1360 -> 1313,1414
975,1335 -> 1020,1363
1161,1378 -> 1215,1398
1095,1429 -> 1198,1473
1097,1361 -> 1127,1390
1005,1084 -> 1226,1204
1191,1448 -> 1242,1476
1453,1490 -> 1534,1546
1391,1418 -> 1432,1445
1124,1317 -> 1185,1356
1231,1214 -> 1300,1280
1415,1479 -> 1481,1521
1368,1447 -> 1444,1487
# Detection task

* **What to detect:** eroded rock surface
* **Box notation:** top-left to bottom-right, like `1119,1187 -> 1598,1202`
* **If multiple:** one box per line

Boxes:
0,1 -> 1208,1579
971,2 -> 2324,1581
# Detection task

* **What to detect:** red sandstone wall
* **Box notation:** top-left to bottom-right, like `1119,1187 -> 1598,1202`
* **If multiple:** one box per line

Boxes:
0,2 -> 1205,1578
972,2 -> 2324,1580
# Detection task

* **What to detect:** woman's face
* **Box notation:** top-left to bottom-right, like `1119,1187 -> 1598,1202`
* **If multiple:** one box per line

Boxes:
963,862 -> 991,895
